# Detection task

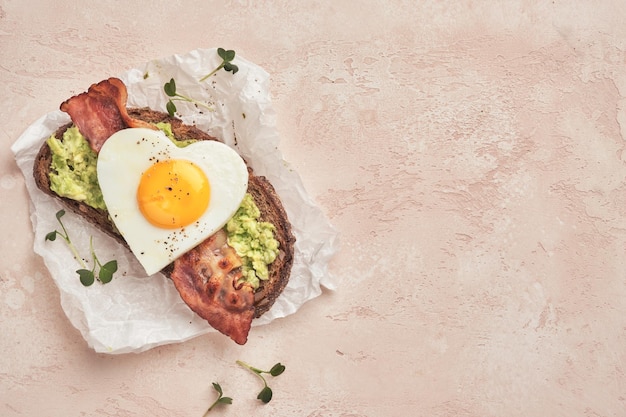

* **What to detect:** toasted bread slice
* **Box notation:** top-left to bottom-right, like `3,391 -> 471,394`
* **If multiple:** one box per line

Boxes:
33,107 -> 295,318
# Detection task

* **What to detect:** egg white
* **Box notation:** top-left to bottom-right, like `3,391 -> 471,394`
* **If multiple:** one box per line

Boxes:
97,128 -> 248,276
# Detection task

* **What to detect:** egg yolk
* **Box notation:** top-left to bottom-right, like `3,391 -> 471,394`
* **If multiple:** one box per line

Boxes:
137,159 -> 210,229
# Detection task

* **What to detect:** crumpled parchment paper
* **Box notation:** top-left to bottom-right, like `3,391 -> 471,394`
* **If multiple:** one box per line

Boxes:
11,48 -> 339,354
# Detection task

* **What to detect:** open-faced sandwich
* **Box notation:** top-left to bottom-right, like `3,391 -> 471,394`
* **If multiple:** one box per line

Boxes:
32,77 -> 296,345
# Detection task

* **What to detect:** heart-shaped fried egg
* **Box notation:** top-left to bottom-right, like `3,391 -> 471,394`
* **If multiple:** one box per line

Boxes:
97,128 -> 248,275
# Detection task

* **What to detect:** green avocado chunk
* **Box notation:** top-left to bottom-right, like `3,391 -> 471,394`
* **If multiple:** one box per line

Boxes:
47,126 -> 106,210
226,194 -> 280,289
154,122 -> 196,147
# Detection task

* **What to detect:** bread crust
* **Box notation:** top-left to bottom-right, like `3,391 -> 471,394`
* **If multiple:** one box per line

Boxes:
33,107 -> 295,318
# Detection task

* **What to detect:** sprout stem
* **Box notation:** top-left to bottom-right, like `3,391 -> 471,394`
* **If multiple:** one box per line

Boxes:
56,217 -> 87,269
199,65 -> 223,82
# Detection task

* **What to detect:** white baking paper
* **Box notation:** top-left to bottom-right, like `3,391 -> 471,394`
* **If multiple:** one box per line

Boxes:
11,48 -> 339,354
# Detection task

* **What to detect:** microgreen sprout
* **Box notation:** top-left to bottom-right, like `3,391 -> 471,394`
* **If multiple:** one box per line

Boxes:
45,209 -> 85,268
202,382 -> 233,416
199,48 -> 239,82
163,78 -> 214,117
76,237 -> 118,286
164,48 -> 239,116
236,361 -> 286,404
45,209 -> 118,286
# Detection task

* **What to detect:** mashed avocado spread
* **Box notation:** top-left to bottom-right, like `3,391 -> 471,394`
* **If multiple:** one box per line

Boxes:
154,122 -> 196,148
47,126 -> 106,210
226,194 -> 280,288
47,123 -> 279,285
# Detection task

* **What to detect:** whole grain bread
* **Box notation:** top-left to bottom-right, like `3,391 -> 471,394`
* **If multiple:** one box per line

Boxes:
33,107 -> 295,318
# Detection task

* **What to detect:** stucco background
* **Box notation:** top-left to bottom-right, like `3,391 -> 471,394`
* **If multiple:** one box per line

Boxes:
1,1 -> 625,416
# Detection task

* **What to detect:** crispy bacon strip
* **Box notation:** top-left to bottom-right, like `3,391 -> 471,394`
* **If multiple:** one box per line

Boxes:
60,77 -> 155,153
169,229 -> 255,345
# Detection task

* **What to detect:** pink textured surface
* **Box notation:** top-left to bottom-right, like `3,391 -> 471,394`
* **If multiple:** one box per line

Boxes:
1,1 -> 626,416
